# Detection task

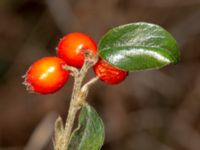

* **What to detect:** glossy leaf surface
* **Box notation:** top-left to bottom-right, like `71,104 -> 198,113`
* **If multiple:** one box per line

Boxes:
99,22 -> 180,71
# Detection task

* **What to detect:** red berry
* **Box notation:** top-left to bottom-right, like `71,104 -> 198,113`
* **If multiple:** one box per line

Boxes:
24,56 -> 69,94
93,59 -> 128,84
57,32 -> 97,68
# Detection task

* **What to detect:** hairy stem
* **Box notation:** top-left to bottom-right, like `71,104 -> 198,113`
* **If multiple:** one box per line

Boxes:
60,52 -> 98,150
61,74 -> 82,150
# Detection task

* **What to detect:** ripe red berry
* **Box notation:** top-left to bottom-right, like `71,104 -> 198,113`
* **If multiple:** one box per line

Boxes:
57,32 -> 97,68
24,56 -> 69,94
93,59 -> 128,84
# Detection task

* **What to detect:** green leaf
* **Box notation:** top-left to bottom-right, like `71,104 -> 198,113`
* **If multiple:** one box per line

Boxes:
98,22 -> 180,71
54,116 -> 64,140
68,104 -> 105,150
53,116 -> 64,149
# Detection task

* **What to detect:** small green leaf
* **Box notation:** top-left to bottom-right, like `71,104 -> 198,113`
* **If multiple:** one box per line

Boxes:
54,116 -> 64,149
54,116 -> 64,139
68,104 -> 105,150
98,22 -> 180,71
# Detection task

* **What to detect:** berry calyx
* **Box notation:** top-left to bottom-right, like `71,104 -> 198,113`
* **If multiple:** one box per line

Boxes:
24,56 -> 69,94
93,59 -> 128,84
57,32 -> 97,68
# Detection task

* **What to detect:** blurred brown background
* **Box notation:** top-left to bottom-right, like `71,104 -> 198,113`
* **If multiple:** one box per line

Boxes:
0,0 -> 200,150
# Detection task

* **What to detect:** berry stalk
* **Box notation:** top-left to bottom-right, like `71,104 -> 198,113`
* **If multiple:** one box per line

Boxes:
60,52 -> 98,150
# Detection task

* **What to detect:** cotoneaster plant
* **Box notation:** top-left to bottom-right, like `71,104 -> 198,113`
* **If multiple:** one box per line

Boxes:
93,59 -> 128,84
24,56 -> 69,94
57,32 -> 97,68
23,22 -> 180,150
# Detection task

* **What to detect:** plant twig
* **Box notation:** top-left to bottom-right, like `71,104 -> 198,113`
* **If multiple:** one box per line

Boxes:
79,76 -> 99,103
59,52 -> 98,150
